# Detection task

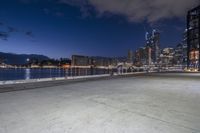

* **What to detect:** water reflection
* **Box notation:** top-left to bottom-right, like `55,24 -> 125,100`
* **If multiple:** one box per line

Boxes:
0,68 -> 112,81
25,68 -> 30,80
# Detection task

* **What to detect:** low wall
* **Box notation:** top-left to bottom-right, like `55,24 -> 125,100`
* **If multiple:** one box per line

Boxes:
0,74 -> 111,85
0,72 -> 151,85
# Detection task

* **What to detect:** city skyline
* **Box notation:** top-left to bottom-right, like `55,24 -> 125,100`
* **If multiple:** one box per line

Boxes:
0,0 -> 199,58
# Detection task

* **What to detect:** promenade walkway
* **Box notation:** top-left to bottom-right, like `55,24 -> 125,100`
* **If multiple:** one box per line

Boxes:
0,73 -> 200,133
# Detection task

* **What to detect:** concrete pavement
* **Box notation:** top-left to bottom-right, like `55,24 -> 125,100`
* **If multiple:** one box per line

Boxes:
0,73 -> 200,133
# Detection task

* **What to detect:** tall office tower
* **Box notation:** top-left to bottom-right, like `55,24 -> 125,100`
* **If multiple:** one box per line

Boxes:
127,49 -> 133,63
152,29 -> 161,63
145,29 -> 160,64
187,5 -> 200,70
182,29 -> 188,66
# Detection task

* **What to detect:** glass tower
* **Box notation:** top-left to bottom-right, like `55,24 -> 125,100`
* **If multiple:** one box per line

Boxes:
187,5 -> 200,71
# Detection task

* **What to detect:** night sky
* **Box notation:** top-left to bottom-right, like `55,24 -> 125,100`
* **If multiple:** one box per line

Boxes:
0,0 -> 199,58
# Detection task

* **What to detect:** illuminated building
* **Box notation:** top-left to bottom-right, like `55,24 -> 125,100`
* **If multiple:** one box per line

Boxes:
71,55 -> 90,66
145,29 -> 160,64
174,42 -> 187,66
72,55 -> 117,67
160,48 -> 175,66
187,5 -> 200,70
134,47 -> 151,66
182,29 -> 188,66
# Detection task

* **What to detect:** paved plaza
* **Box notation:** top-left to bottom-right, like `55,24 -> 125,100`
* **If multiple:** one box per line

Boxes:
0,73 -> 200,133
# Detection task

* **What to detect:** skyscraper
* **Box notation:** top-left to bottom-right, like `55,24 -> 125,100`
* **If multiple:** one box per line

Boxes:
187,5 -> 200,70
127,49 -> 133,63
182,29 -> 188,66
145,29 -> 160,64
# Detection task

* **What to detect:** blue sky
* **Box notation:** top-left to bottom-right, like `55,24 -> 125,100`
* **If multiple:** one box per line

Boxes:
0,0 -> 199,58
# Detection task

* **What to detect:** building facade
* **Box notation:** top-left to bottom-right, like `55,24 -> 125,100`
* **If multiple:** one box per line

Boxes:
160,48 -> 175,66
72,55 -> 117,67
174,42 -> 187,66
71,55 -> 90,66
187,5 -> 200,70
182,29 -> 188,66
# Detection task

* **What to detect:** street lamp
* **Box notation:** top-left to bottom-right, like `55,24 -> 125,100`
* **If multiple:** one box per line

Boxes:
26,58 -> 30,68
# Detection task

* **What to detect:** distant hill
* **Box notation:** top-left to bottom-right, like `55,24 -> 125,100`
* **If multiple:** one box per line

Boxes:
0,52 -> 50,65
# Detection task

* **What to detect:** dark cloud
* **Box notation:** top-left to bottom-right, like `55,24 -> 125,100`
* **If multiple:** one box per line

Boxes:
18,0 -> 200,22
0,31 -> 9,40
43,8 -> 66,18
59,0 -> 199,23
25,31 -> 34,38
0,22 -> 34,40
58,0 -> 92,18
58,0 -> 88,7
7,26 -> 18,33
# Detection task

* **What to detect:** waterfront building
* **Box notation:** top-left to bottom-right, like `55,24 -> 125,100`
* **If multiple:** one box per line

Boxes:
134,47 -> 151,66
182,29 -> 188,66
174,43 -> 184,65
127,49 -> 133,64
187,5 -> 200,70
145,29 -> 160,64
91,56 -> 114,67
173,31 -> 188,67
173,30 -> 188,67
71,55 -> 90,66
139,47 -> 147,65
146,46 -> 152,65
72,55 -> 117,67
160,48 -> 175,66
